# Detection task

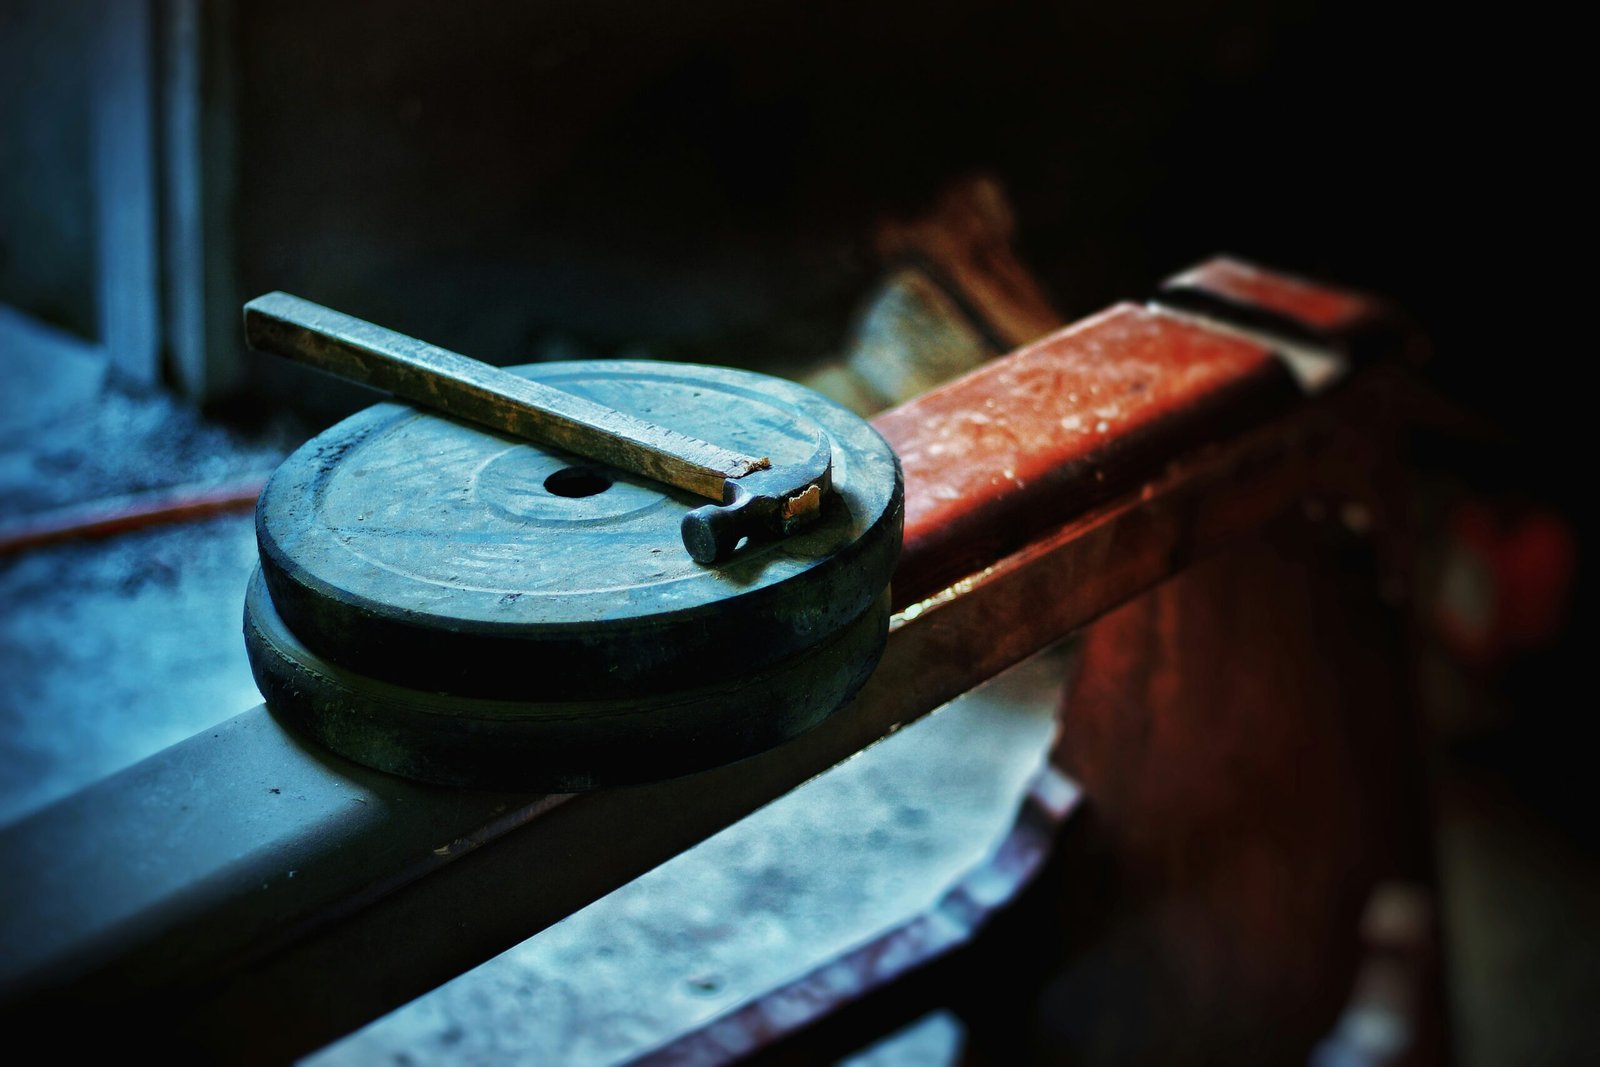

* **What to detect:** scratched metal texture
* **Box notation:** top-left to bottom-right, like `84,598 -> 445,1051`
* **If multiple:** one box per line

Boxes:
876,302 -> 1293,606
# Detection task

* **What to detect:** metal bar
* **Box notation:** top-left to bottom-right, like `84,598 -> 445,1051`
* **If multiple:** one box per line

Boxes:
1156,254 -> 1416,365
244,292 -> 766,500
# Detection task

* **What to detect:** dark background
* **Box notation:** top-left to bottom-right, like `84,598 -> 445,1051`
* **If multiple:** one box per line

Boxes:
222,0 -> 1546,420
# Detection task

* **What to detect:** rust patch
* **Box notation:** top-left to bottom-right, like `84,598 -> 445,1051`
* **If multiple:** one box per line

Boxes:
781,484 -> 823,526
873,303 -> 1290,604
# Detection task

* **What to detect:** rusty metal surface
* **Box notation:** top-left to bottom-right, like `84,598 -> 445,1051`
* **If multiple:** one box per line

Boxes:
876,302 -> 1294,605
1031,517 -> 1437,1065
1161,256 -> 1376,334
650,394 -> 1425,1067
1155,256 -> 1409,365
0,264 -> 1407,1062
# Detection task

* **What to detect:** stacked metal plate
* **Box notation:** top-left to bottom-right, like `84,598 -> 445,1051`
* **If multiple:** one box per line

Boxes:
245,361 -> 902,790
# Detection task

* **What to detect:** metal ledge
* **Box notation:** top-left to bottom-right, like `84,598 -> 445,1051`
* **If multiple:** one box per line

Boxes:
0,380 -> 1346,1062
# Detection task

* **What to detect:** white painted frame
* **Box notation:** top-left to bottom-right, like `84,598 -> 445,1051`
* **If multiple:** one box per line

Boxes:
0,1 -> 162,388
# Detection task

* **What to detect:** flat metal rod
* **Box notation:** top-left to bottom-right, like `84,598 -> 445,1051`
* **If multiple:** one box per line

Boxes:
0,390 -> 1346,1062
244,292 -> 767,501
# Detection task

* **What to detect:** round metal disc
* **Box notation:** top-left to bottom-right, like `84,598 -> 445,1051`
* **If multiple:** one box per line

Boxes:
255,360 -> 902,703
244,567 -> 890,790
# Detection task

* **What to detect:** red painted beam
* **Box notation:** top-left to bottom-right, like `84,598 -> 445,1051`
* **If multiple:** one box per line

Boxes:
1162,256 -> 1376,335
1155,256 -> 1415,365
874,302 -> 1294,606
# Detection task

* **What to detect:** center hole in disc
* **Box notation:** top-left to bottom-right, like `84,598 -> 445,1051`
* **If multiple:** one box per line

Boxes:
544,466 -> 613,498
